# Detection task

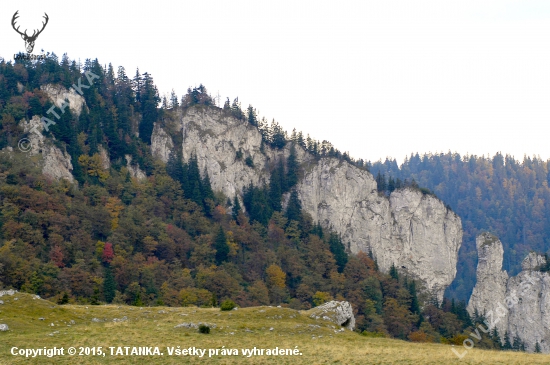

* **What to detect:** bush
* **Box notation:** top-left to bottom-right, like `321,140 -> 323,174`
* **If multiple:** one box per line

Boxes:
198,324 -> 210,334
220,299 -> 236,311
245,156 -> 254,168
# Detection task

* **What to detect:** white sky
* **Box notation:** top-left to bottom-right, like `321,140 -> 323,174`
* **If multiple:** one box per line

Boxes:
3,1 -> 550,164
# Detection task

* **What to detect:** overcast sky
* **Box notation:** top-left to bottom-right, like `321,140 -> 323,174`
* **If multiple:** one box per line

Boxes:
3,1 -> 550,164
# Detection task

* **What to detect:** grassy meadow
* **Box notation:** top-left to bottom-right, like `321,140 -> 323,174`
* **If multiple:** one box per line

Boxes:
0,292 -> 547,364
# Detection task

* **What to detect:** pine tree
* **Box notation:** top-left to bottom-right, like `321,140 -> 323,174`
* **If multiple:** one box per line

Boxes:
535,341 -> 541,353
201,169 -> 214,201
503,331 -> 512,350
328,233 -> 348,273
286,145 -> 299,189
138,72 -> 160,144
389,263 -> 399,281
247,105 -> 258,126
214,226 -> 229,265
285,189 -> 302,223
232,196 -> 241,221
491,327 -> 501,348
409,281 -> 420,314
103,264 -> 116,303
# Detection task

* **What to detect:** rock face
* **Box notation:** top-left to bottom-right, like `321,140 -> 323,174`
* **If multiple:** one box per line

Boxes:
125,155 -> 146,181
158,106 -> 463,300
21,116 -> 74,183
468,233 -> 550,352
179,107 -> 311,199
307,301 -> 355,330
41,84 -> 86,117
98,146 -> 111,170
466,233 -> 509,337
297,160 -> 462,301
151,122 -> 174,163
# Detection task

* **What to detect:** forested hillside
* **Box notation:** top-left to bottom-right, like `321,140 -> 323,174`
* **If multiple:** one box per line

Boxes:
370,153 -> 550,301
0,53 -> 534,350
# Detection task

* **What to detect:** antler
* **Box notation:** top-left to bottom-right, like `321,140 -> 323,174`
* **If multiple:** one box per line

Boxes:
29,13 -> 49,39
11,11 -> 26,37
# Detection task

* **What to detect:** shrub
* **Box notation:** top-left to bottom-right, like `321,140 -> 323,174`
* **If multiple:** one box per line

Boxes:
220,299 -> 236,311
198,324 -> 210,334
245,156 -> 254,168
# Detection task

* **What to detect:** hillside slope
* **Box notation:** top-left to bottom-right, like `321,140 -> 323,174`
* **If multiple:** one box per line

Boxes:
0,292 -> 547,364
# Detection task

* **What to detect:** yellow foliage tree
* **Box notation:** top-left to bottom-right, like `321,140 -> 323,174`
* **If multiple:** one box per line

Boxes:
78,153 -> 109,182
266,264 -> 286,289
105,197 -> 124,230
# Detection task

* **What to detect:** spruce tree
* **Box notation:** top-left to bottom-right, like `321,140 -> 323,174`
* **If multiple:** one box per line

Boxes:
103,264 -> 116,303
503,331 -> 512,350
285,189 -> 302,223
491,327 -> 501,349
214,226 -> 229,265
286,145 -> 299,189
409,281 -> 420,314
535,341 -> 541,353
328,233 -> 348,273
232,196 -> 241,221
389,263 -> 399,281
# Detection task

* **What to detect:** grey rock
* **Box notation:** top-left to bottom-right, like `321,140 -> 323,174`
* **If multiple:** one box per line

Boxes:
307,301 -> 355,330
150,123 -> 174,163
0,301 -> 3,305
20,116 -> 74,182
0,290 -> 16,297
468,232 -> 550,353
521,252 -> 546,271
41,84 -> 86,117
124,155 -> 146,181
166,106 -> 463,300
91,318 -> 101,323
0,324 -> 8,331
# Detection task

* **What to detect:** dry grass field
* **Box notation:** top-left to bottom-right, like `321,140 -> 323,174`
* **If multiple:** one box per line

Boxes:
0,292 -> 547,364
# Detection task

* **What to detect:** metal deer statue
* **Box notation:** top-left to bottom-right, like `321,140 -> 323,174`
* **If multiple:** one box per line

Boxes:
12,11 -> 49,53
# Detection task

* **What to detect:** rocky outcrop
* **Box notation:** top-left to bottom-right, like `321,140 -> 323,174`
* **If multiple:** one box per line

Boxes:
151,122 -> 174,163
21,116 -> 74,183
306,301 -> 355,330
468,233 -> 550,352
0,290 -> 17,297
41,84 -> 86,117
98,146 -> 110,170
168,106 -> 463,301
125,155 -> 146,181
466,233 -> 509,337
297,160 -> 462,301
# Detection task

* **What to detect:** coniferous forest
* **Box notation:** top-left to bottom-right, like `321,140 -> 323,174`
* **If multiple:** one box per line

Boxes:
0,53 -> 543,351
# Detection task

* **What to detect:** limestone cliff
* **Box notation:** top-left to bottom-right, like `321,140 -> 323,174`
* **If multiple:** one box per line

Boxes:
151,122 -> 174,163
468,234 -> 550,352
21,116 -> 74,183
153,106 -> 463,300
41,84 -> 86,117
466,233 -> 509,337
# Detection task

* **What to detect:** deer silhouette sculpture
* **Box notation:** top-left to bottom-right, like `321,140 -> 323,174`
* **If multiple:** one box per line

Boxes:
12,11 -> 49,53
